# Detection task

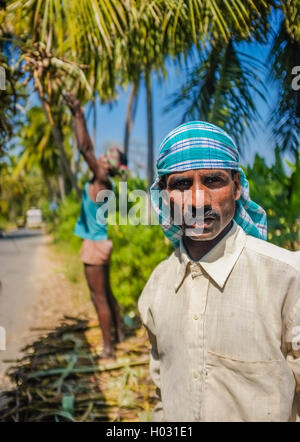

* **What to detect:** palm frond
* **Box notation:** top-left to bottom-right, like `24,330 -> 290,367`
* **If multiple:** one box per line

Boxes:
165,39 -> 267,146
6,0 -> 128,57
163,0 -> 272,47
268,17 -> 300,157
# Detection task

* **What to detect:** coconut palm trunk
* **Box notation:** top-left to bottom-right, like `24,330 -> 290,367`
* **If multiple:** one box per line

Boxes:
124,81 -> 139,158
33,72 -> 81,199
56,156 -> 66,202
145,69 -> 154,188
45,105 -> 81,199
93,93 -> 97,149
49,115 -> 81,200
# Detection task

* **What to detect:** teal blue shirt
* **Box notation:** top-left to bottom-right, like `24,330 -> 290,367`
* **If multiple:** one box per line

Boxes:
74,182 -> 108,241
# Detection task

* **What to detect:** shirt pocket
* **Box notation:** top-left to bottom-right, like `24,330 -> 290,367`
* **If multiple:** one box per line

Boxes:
206,306 -> 257,360
202,351 -> 282,422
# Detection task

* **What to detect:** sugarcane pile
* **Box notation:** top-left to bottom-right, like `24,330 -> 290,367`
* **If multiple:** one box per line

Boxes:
0,317 -> 156,421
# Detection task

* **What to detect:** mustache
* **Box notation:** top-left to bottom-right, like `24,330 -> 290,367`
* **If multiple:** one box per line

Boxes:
181,207 -> 220,228
183,207 -> 221,233
202,208 -> 220,219
169,201 -> 221,225
187,207 -> 220,220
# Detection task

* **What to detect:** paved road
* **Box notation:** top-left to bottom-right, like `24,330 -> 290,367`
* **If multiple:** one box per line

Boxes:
0,228 -> 44,386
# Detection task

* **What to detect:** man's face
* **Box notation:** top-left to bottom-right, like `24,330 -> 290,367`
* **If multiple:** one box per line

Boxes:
165,169 -> 241,241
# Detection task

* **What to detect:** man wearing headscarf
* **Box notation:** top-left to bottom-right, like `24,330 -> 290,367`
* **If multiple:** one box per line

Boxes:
138,121 -> 300,422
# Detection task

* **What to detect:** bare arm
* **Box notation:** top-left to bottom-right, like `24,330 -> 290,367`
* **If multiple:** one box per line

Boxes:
63,92 -> 110,185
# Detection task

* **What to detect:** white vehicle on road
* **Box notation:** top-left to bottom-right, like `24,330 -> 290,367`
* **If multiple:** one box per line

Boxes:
26,208 -> 42,228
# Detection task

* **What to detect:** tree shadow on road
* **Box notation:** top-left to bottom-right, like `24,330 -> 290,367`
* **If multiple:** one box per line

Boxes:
0,317 -> 154,422
0,228 -> 44,240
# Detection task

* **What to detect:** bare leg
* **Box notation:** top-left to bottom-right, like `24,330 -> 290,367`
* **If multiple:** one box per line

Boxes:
84,264 -> 114,357
103,265 -> 125,343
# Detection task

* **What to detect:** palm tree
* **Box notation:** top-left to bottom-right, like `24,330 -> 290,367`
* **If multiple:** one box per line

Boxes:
124,81 -> 139,158
3,0 -> 130,197
164,39 -> 267,145
162,0 -> 273,146
3,0 -> 274,189
117,0 -> 273,185
268,0 -> 300,160
116,2 -> 168,187
4,0 -> 128,59
267,1 -> 300,247
0,45 -> 25,153
12,105 -> 70,201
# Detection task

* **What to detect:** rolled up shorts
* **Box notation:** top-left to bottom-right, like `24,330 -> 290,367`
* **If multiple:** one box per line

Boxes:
80,239 -> 113,265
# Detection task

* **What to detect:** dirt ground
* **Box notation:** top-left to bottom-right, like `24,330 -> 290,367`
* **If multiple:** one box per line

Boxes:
0,234 -> 156,421
0,234 -> 91,388
29,235 -> 93,329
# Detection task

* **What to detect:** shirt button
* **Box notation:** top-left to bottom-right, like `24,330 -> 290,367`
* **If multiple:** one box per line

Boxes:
192,370 -> 199,380
193,314 -> 199,320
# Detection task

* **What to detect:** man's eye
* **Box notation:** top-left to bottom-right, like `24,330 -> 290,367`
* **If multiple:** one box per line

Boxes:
169,179 -> 191,189
205,176 -> 222,184
177,179 -> 190,186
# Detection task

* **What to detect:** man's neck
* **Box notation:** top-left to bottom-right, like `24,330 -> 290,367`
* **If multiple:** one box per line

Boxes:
183,220 -> 233,261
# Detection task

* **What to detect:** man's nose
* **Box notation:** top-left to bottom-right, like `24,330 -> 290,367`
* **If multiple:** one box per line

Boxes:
190,180 -> 211,208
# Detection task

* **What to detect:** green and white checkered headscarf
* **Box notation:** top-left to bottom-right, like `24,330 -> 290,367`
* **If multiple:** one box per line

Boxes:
150,121 -> 267,248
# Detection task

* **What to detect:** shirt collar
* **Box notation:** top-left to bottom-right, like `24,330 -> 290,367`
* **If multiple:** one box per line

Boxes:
174,220 -> 247,291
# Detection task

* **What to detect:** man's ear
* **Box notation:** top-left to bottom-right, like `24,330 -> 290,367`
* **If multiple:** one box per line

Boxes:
233,172 -> 242,201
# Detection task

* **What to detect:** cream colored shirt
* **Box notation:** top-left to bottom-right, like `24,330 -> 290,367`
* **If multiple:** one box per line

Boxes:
138,221 -> 300,422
